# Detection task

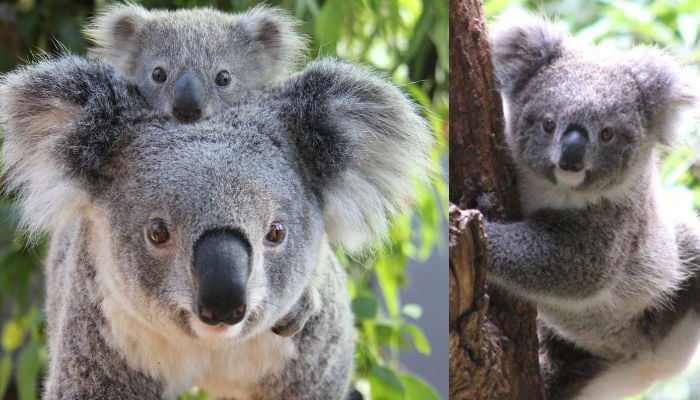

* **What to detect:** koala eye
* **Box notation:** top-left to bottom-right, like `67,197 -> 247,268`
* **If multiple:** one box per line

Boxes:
215,70 -> 231,87
542,118 -> 556,134
265,222 -> 286,245
152,67 -> 167,83
599,127 -> 614,142
147,219 -> 170,245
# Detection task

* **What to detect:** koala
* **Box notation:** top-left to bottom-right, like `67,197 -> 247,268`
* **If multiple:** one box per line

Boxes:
0,55 -> 431,399
485,15 -> 700,400
84,3 -> 307,122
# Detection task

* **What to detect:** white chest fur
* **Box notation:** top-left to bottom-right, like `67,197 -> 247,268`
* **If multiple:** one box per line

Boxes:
574,312 -> 700,400
101,293 -> 296,400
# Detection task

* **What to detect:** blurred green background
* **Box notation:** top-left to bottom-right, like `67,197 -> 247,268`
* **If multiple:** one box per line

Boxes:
0,0 -> 448,399
486,1 -> 700,399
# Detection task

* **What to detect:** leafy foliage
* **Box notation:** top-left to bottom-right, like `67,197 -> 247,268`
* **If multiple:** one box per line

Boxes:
487,1 -> 700,399
0,0 -> 447,399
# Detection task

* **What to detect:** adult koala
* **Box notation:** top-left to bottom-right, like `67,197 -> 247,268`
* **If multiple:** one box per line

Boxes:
0,56 -> 431,399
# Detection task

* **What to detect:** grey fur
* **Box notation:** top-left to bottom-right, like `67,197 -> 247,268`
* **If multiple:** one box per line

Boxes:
85,3 -> 308,121
488,14 -> 700,400
0,56 -> 431,399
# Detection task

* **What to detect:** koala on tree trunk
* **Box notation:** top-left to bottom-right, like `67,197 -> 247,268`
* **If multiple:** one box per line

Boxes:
0,56 -> 432,399
485,15 -> 700,400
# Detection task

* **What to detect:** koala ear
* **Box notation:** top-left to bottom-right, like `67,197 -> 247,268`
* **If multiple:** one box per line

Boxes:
238,5 -> 308,75
622,47 -> 700,144
84,3 -> 150,72
490,13 -> 566,95
278,59 -> 433,253
0,56 -> 140,234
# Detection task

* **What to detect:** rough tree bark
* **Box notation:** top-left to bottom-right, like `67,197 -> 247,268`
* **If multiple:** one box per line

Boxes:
448,0 -> 543,398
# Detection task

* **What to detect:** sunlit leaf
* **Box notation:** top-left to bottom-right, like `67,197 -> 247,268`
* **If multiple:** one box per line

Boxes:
401,374 -> 441,400
369,365 -> 405,400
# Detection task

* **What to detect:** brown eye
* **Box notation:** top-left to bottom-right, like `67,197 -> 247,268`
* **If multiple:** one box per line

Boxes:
599,127 -> 614,142
265,222 -> 286,245
215,70 -> 231,87
542,118 -> 556,134
152,67 -> 167,83
148,219 -> 170,244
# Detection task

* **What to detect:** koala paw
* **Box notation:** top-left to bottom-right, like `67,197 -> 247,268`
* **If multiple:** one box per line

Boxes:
271,288 -> 317,337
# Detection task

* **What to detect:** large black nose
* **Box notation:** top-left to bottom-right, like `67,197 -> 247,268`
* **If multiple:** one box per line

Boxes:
559,128 -> 588,172
193,230 -> 251,326
173,71 -> 203,122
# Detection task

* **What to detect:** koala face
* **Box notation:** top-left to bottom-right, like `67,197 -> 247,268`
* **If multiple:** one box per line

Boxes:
491,15 -> 698,197
509,59 -> 651,192
95,118 -> 322,339
0,57 -> 431,342
86,5 -> 307,122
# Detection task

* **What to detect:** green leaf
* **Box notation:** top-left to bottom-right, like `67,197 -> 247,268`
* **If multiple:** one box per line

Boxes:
403,323 -> 431,355
352,296 -> 379,320
16,342 -> 40,400
0,354 -> 12,399
400,374 -> 441,400
369,365 -> 405,400
315,0 -> 344,55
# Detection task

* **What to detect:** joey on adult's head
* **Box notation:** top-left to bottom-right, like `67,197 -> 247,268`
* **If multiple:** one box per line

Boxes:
85,3 -> 308,122
0,55 -> 431,399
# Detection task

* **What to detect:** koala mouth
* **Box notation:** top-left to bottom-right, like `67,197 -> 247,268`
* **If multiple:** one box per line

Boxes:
554,166 -> 587,188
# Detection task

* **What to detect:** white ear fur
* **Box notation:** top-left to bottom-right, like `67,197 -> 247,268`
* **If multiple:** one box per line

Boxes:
236,5 -> 309,78
84,2 -> 150,73
1,61 -> 87,235
0,56 -> 134,236
490,12 -> 566,95
622,47 -> 700,144
288,59 -> 434,253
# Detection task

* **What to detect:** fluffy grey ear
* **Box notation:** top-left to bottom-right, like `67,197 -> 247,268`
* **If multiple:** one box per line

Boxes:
0,56 -> 141,234
238,5 -> 308,75
278,59 -> 433,253
490,13 -> 566,95
622,47 -> 700,144
84,2 -> 150,72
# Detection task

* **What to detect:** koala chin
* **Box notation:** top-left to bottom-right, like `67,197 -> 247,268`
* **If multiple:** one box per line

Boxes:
488,14 -> 700,400
0,56 -> 432,399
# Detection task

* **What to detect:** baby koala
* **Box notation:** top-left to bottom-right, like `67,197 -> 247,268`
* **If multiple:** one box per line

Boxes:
487,14 -> 700,400
85,3 -> 307,122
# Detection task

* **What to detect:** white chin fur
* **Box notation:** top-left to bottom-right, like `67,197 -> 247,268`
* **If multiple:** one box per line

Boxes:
190,316 -> 244,341
554,167 -> 586,187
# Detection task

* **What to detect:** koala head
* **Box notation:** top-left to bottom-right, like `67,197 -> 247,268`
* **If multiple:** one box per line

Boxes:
490,15 -> 699,196
0,56 -> 431,341
85,4 -> 307,122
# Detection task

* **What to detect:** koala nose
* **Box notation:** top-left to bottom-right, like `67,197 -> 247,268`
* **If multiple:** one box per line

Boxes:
173,71 -> 203,122
193,230 -> 251,326
559,128 -> 588,172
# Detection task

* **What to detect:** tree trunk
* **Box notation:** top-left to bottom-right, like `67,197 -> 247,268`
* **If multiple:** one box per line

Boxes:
448,0 -> 543,398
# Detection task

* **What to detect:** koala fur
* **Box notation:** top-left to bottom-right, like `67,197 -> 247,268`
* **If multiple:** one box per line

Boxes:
487,15 -> 700,400
84,3 -> 307,122
0,55 -> 431,399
